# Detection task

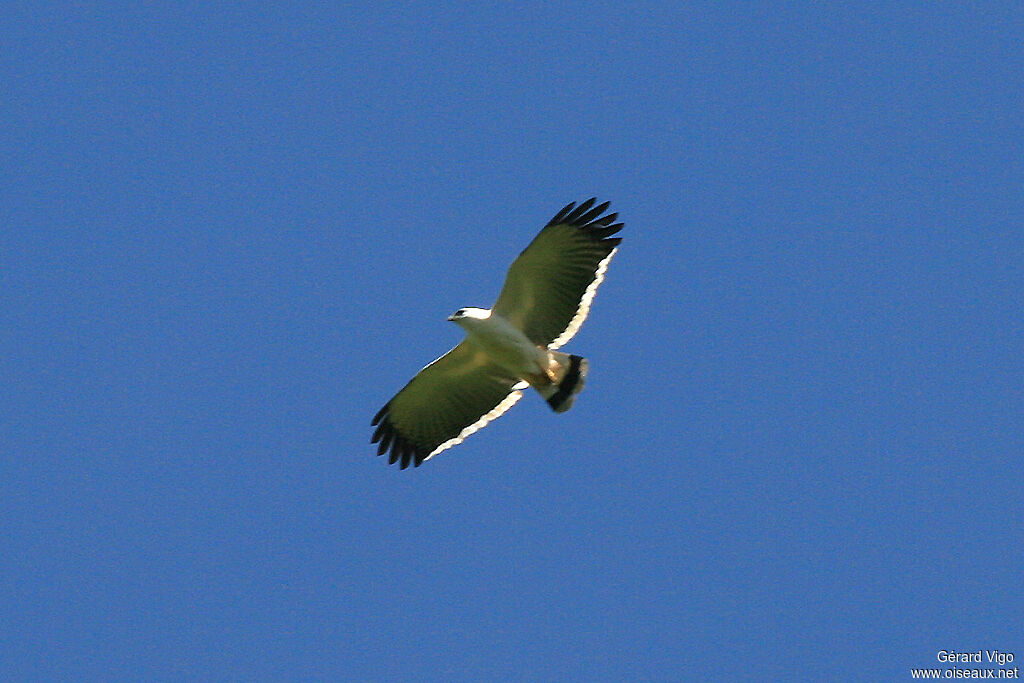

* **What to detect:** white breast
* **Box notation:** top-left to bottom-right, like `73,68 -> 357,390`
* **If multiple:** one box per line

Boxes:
462,312 -> 546,377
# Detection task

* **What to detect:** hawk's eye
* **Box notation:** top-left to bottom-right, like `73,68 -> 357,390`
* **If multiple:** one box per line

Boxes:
456,309 -> 465,316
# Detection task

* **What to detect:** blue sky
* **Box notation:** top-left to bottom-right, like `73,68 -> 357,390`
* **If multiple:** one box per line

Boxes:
2,3 -> 1022,681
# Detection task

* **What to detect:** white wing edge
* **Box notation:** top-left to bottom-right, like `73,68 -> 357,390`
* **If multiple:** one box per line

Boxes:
548,247 -> 618,350
424,380 -> 530,460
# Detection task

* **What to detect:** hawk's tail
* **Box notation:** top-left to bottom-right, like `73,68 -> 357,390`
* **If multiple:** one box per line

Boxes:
537,352 -> 588,413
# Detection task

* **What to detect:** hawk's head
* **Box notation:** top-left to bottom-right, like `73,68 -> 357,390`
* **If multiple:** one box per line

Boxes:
447,307 -> 491,324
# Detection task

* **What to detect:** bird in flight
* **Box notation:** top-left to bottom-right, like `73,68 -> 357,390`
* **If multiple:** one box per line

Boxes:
371,198 -> 623,468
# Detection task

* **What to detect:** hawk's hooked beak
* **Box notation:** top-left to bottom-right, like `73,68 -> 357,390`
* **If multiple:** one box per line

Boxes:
446,315 -> 456,322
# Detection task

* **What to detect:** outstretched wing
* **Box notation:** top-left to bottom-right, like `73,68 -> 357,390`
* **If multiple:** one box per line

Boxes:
371,341 -> 528,469
492,198 -> 623,349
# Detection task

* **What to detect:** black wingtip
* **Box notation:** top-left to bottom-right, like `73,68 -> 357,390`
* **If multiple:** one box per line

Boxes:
376,431 -> 393,455
548,199 -> 624,245
549,201 -> 576,225
589,225 -> 623,240
373,424 -> 428,470
371,402 -> 390,426
563,197 -> 597,224
389,437 -> 406,466
576,200 -> 610,226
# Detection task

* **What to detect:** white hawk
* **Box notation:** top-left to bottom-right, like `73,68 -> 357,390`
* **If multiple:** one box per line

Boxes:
371,198 -> 623,468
